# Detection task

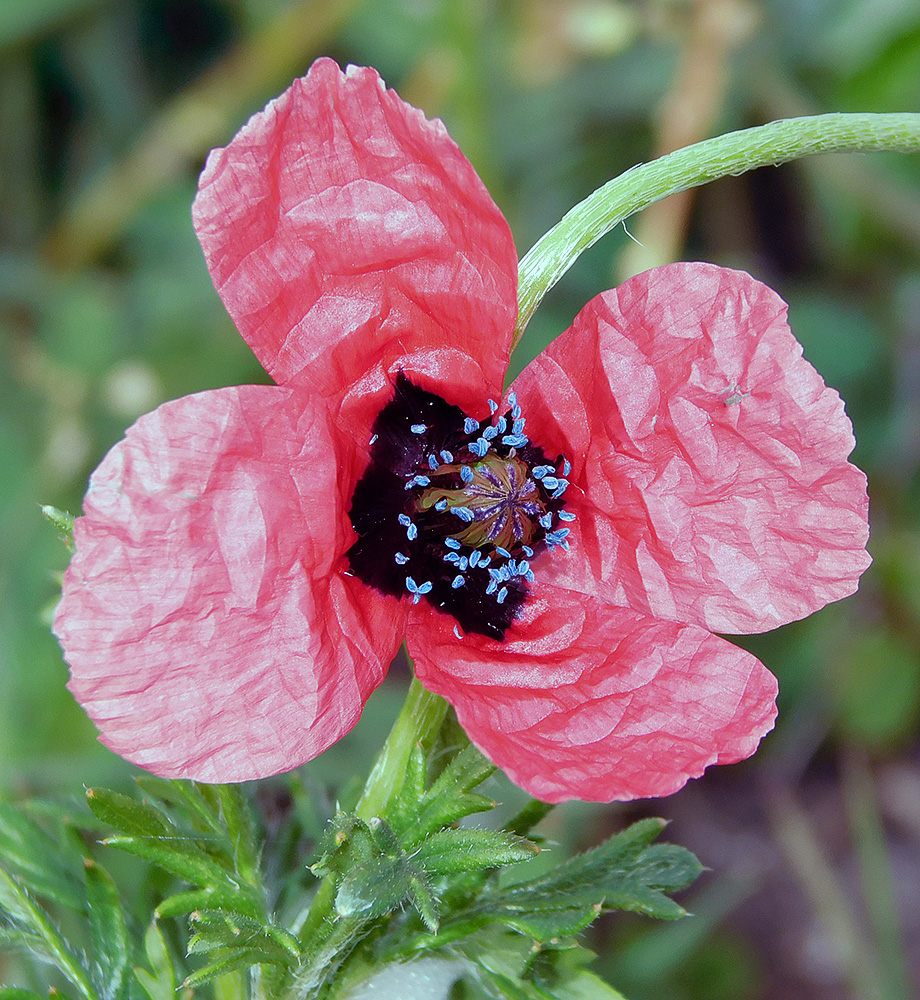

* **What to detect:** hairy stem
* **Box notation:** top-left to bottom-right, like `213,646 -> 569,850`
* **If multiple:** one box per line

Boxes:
515,112 -> 920,344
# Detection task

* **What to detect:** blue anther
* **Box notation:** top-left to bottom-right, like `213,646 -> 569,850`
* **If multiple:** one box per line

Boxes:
435,499 -> 449,511
482,425 -> 499,441
453,624 -> 463,639
444,552 -> 460,564
469,549 -> 481,568
497,587 -> 508,604
452,506 -> 474,522
459,556 -> 469,571
410,423 -> 427,434
496,416 -> 507,433
522,545 -> 534,557
440,449 -> 454,463
508,391 -> 517,408
460,465 -> 474,483
428,454 -> 440,470
517,560 -> 530,576
532,465 -> 553,480
512,418 -> 526,435
445,537 -> 461,550
415,475 -> 430,486
488,568 -> 503,582
370,433 -> 378,445
502,434 -> 528,447
395,552 -> 409,565
398,513 -> 411,526
551,481 -> 569,499
542,476 -> 559,491
470,438 -> 490,457
562,459 -> 571,476
486,579 -> 498,595
463,417 -> 479,435
539,513 -> 553,529
488,398 -> 498,413
407,523 -> 418,541
558,510 -> 576,521
495,546 -> 511,559
506,559 -> 518,576
479,556 -> 491,567
451,574 -> 466,589
523,567 -> 535,582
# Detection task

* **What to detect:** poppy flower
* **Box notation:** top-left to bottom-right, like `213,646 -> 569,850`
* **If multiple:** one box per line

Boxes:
54,59 -> 871,804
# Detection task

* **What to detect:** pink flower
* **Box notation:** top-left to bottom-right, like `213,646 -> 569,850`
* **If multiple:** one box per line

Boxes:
54,59 -> 871,804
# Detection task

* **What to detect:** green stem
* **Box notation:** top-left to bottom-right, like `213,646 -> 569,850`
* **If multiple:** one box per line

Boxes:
515,112 -> 920,343
355,675 -> 449,821
294,676 -> 449,990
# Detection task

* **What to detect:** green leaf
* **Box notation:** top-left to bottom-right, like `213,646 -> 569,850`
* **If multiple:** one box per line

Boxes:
424,744 -> 495,802
0,991 -> 47,1000
155,887 -> 263,922
497,907 -> 600,941
40,504 -> 75,552
186,910 -> 300,962
85,788 -> 170,839
552,970 -> 627,1000
0,803 -> 85,910
102,834 -> 234,889
407,874 -> 439,933
133,922 -> 177,1000
181,948 -> 276,988
83,859 -> 130,1000
411,793 -> 497,843
415,829 -> 539,876
0,868 -> 100,1000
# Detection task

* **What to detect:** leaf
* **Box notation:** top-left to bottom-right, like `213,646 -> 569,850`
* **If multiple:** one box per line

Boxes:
0,868 -> 100,1000
186,910 -> 300,962
0,991 -> 48,1000
133,922 -> 177,1000
415,829 -> 539,876
102,834 -> 234,889
0,803 -> 85,910
83,860 -> 130,1000
40,504 -> 75,552
497,907 -> 600,941
155,887 -> 263,922
85,788 -> 170,839
407,874 -> 439,933
552,970 -> 627,1000
182,948 -> 278,988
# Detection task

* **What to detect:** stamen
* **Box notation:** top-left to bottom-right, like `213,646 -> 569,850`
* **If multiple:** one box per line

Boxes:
562,459 -> 571,476
469,549 -> 481,568
463,417 -> 479,434
502,434 -> 528,447
488,399 -> 498,413
558,510 -> 576,522
452,506 -> 475,522
451,574 -> 465,589
440,449 -> 454,463
483,425 -> 499,441
394,552 -> 409,565
444,537 -> 461,550
410,423 -> 427,434
460,465 -> 474,483
428,455 -> 440,470
497,587 -> 508,604
405,577 -> 432,603
435,499 -> 448,511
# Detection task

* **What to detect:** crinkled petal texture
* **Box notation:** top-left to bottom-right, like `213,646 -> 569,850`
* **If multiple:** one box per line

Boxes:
193,58 -> 518,435
55,386 -> 406,782
408,582 -> 777,803
515,262 -> 871,634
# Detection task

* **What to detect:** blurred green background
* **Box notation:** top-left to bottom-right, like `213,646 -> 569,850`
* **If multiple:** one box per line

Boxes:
2,0 -> 919,997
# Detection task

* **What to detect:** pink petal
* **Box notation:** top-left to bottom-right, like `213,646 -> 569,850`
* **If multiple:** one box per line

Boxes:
514,262 -> 871,634
54,386 -> 405,782
408,583 -> 777,804
193,58 -> 518,434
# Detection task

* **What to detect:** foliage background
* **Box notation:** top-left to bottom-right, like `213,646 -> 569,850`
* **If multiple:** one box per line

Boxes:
2,0 -> 919,997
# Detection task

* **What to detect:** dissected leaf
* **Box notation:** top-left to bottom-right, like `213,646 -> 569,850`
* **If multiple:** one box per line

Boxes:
0,804 -> 85,910
415,829 -> 539,876
154,887 -> 263,922
133,922 -> 177,1000
85,788 -> 170,839
102,834 -> 234,889
83,860 -> 130,1000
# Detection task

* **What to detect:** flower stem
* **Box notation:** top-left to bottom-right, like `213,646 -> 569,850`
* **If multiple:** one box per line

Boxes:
515,112 -> 920,343
355,674 -> 449,821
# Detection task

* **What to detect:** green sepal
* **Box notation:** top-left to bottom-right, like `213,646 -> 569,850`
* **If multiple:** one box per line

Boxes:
309,812 -> 379,878
0,803 -> 86,910
83,859 -> 130,1000
414,828 -> 539,876
133,922 -> 177,1000
41,505 -> 75,552
410,793 -> 497,844
334,854 -> 416,921
407,873 -> 439,933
